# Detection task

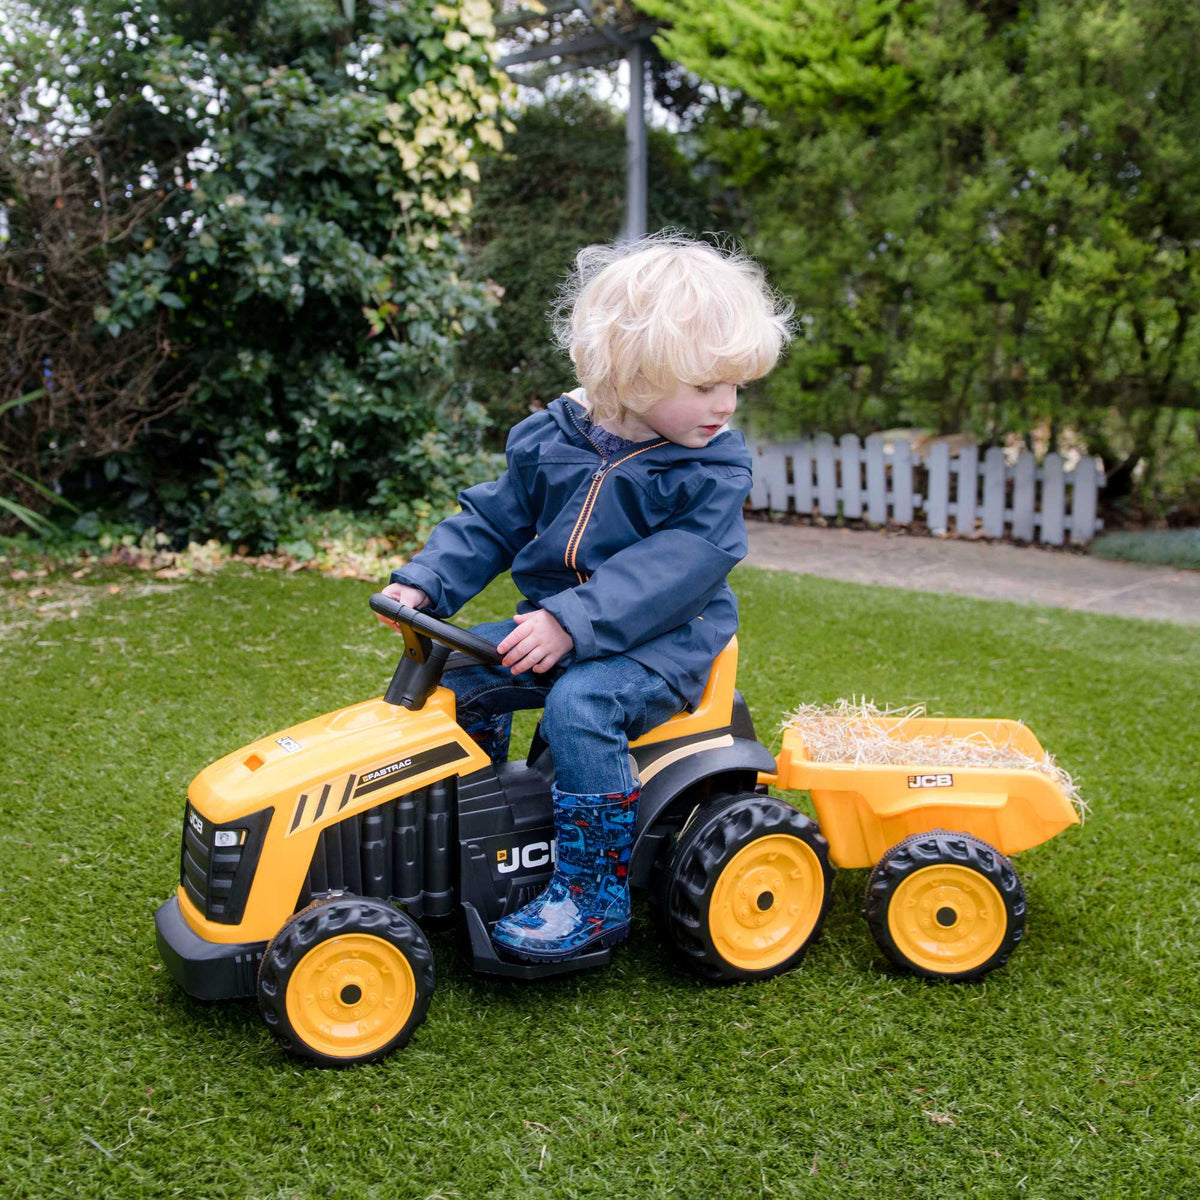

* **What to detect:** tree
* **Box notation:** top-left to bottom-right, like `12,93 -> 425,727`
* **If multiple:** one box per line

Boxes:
641,0 -> 1200,517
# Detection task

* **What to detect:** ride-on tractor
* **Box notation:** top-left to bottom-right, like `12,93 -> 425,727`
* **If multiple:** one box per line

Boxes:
155,594 -> 1080,1067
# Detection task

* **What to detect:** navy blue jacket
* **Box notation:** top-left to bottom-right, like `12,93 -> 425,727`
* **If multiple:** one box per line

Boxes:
390,393 -> 753,709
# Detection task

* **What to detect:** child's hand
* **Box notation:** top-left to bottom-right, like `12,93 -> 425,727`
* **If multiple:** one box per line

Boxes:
497,608 -> 574,675
376,581 -> 429,631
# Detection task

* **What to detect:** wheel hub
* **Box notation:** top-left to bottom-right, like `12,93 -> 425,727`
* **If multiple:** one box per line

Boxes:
709,834 -> 824,970
887,864 -> 1006,972
286,933 -> 416,1057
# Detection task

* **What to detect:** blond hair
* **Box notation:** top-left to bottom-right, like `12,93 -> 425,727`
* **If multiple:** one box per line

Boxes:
551,231 -> 794,421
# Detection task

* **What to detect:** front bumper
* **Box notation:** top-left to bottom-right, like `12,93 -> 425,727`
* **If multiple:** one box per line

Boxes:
155,895 -> 267,1001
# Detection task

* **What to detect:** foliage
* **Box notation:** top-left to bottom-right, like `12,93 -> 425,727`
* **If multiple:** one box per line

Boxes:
455,89 -> 716,440
644,0 -> 924,125
641,0 -> 1200,518
1,490 -> 477,581
1091,527 -> 1200,570
1,0 -> 512,547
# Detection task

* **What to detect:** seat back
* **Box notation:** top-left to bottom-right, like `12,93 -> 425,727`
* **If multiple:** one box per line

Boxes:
628,637 -> 738,749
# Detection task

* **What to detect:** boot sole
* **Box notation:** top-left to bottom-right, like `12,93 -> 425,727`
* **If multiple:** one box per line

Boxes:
494,922 -> 632,964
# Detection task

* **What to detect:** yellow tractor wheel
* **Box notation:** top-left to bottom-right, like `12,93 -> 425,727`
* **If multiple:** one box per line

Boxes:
257,895 -> 435,1066
864,831 -> 1026,981
653,793 -> 834,982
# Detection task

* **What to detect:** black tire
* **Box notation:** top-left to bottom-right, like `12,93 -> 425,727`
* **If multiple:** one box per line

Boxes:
257,895 -> 435,1067
864,830 -> 1026,982
652,793 -> 835,983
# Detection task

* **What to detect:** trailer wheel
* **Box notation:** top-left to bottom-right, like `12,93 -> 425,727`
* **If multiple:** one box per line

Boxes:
865,831 -> 1025,981
257,895 -> 434,1067
653,793 -> 834,983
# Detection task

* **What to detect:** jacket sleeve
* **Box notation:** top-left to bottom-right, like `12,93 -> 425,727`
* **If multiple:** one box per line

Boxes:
539,466 -> 752,661
389,437 -> 537,619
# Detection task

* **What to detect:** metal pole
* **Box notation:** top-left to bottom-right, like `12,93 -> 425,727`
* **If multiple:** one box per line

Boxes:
624,38 -> 647,242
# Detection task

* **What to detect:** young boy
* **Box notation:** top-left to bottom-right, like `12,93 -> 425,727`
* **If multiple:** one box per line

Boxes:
378,233 -> 793,962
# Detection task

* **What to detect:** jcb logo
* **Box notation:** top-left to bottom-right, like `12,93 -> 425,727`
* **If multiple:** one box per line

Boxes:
908,773 -> 954,789
496,840 -> 557,874
188,809 -> 204,837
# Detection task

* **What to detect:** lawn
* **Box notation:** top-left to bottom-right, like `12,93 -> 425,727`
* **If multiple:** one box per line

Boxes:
2,563 -> 1197,1199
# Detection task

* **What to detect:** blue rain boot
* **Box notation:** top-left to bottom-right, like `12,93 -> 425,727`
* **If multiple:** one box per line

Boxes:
492,783 -> 639,962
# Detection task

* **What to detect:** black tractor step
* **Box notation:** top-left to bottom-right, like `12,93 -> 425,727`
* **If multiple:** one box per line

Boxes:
460,903 -> 614,979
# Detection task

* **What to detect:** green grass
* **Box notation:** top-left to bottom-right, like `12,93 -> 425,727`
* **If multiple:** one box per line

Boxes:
1091,527 -> 1200,570
2,564 -> 1198,1199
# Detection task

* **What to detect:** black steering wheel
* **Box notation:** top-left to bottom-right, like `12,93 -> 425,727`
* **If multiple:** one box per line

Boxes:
369,593 -> 503,666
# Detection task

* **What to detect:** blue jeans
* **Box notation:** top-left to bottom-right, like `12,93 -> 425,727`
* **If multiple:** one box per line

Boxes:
444,620 -> 685,795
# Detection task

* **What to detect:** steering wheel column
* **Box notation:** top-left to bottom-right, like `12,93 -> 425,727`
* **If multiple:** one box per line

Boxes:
369,594 -> 503,711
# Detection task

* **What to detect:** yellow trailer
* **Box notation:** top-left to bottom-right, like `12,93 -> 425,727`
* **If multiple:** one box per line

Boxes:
761,715 -> 1081,981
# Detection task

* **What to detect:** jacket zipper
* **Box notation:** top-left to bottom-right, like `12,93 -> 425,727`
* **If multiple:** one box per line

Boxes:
562,401 -> 667,584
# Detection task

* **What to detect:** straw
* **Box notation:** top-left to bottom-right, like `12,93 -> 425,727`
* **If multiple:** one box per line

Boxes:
780,698 -> 1088,821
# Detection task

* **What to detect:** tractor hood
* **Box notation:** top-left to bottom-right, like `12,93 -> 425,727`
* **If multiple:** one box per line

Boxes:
187,688 -> 487,831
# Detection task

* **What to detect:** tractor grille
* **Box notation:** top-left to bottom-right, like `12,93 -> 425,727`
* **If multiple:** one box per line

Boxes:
179,802 -> 272,925
297,780 -> 453,920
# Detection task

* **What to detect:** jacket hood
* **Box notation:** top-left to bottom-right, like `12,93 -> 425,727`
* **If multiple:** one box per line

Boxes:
546,393 -> 752,470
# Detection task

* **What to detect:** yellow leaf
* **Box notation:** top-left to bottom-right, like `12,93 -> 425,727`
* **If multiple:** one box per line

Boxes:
477,120 -> 503,150
444,30 -> 472,52
462,160 -> 480,183
464,0 -> 501,22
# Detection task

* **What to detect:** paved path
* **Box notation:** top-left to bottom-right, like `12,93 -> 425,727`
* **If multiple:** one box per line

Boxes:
743,522 -> 1200,625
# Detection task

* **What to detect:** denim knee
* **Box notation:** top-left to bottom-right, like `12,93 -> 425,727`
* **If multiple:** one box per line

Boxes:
540,658 -> 684,794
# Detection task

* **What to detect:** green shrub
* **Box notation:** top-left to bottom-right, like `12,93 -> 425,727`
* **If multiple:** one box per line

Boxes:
3,0 -> 509,548
1091,528 -> 1200,571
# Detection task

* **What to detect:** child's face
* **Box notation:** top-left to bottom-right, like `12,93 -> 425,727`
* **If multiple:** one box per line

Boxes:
641,380 -> 739,448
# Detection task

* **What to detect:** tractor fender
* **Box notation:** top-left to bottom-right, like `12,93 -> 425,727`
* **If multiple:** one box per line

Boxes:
629,737 -> 777,888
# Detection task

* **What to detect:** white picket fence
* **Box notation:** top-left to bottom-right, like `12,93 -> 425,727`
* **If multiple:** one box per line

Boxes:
747,434 -> 1105,546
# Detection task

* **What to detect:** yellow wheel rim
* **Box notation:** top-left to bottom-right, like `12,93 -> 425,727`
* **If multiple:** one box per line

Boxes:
887,864 -> 1008,974
708,834 -> 825,971
285,933 -> 416,1058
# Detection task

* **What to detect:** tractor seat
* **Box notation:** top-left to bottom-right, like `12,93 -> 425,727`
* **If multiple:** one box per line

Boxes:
521,638 -> 740,768
628,636 -> 739,749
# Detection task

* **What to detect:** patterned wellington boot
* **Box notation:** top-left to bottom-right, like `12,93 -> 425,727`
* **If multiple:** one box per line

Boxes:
492,783 -> 639,962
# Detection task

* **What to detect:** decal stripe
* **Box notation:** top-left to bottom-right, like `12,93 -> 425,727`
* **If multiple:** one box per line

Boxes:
289,794 -> 308,833
312,782 -> 332,823
336,775 -> 356,813
352,743 -> 469,799
637,734 -> 735,784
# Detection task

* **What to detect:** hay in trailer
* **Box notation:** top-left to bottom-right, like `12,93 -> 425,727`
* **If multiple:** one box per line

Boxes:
781,698 -> 1088,821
